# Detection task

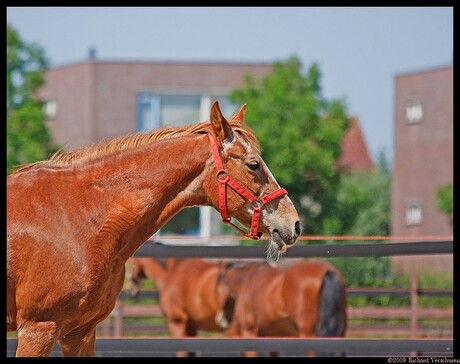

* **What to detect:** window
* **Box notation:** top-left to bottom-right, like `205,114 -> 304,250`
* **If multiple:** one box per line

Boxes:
405,201 -> 423,226
160,208 -> 200,235
136,93 -> 237,237
136,93 -> 202,131
405,100 -> 423,124
43,100 -> 57,119
136,93 -> 159,130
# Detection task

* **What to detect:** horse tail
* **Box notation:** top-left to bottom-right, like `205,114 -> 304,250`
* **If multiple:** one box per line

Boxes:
316,270 -> 346,337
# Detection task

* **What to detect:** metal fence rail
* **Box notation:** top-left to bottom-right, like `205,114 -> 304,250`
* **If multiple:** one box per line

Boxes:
133,240 -> 453,258
6,338 -> 454,357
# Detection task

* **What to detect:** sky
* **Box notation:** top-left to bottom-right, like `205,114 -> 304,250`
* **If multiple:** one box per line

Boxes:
6,7 -> 453,165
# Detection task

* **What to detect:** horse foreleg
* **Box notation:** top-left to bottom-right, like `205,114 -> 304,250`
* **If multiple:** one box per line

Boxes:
167,317 -> 194,357
15,321 -> 59,357
298,330 -> 317,357
240,329 -> 259,357
59,327 -> 96,357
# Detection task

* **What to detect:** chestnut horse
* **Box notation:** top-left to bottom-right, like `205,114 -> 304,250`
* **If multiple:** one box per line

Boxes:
216,259 -> 347,357
125,257 -> 231,356
7,101 -> 301,357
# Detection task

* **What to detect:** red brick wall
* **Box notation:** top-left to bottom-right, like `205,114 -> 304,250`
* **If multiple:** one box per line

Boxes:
391,65 -> 453,276
37,61 -> 273,149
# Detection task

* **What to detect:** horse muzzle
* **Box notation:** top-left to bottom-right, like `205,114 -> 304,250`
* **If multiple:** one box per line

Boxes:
271,220 -> 301,251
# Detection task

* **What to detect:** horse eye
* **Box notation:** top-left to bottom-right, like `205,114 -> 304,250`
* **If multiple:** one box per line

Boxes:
246,161 -> 259,171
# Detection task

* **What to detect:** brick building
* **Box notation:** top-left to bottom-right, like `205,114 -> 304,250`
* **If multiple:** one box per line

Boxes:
391,65 -> 453,276
37,59 -> 273,150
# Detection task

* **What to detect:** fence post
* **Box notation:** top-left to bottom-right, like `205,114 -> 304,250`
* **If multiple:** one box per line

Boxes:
102,316 -> 111,337
410,275 -> 418,339
113,299 -> 123,337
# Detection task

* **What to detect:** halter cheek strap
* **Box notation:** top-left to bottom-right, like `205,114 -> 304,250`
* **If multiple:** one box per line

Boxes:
208,133 -> 288,240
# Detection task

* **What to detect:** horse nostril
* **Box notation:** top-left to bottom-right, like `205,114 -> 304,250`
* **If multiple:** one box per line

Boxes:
294,221 -> 301,237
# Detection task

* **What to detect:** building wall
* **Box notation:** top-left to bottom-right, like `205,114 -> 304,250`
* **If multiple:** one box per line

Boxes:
391,65 -> 453,276
36,63 -> 97,149
37,61 -> 273,149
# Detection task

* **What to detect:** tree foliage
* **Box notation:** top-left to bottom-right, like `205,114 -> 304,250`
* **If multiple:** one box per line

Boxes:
7,24 -> 58,174
323,151 -> 391,236
229,56 -> 349,234
436,182 -> 453,228
325,152 -> 392,287
229,57 -> 395,288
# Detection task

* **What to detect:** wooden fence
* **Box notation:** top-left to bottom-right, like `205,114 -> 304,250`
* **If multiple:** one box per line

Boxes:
99,281 -> 453,339
95,239 -> 454,356
7,239 -> 454,357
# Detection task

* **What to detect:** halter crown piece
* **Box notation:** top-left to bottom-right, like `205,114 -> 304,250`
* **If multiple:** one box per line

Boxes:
208,133 -> 288,240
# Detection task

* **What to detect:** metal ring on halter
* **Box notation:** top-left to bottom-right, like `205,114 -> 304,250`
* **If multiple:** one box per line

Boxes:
216,170 -> 229,182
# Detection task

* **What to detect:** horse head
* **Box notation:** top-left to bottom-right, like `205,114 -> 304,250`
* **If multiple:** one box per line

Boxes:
205,101 -> 301,261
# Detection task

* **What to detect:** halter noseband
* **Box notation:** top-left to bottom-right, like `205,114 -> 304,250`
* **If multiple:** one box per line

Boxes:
208,133 -> 288,240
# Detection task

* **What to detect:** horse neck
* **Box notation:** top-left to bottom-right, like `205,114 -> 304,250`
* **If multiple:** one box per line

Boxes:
90,134 -> 212,262
141,258 -> 169,292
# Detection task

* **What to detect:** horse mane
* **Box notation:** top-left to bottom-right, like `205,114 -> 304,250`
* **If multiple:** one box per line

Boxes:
11,119 -> 260,173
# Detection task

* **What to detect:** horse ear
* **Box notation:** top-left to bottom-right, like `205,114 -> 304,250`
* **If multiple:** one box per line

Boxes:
230,104 -> 247,123
210,101 -> 234,143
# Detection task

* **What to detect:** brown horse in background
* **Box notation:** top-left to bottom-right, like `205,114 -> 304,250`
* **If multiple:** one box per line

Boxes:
7,101 -> 301,356
125,257 -> 231,357
216,259 -> 347,357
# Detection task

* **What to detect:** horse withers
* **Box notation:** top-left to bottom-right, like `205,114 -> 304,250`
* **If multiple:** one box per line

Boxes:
7,101 -> 301,357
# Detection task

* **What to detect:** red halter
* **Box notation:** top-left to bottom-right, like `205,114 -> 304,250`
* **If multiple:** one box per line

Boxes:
208,133 -> 288,240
